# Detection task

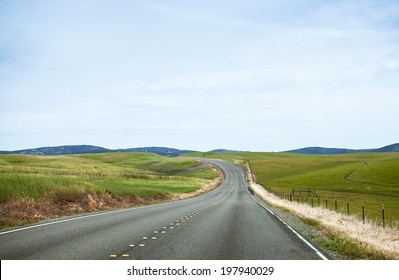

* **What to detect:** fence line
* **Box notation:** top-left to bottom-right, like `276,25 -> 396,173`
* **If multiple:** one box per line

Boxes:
264,186 -> 393,227
244,160 -> 398,228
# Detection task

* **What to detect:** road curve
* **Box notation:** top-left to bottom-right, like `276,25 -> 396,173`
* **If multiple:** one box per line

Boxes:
0,159 -> 326,260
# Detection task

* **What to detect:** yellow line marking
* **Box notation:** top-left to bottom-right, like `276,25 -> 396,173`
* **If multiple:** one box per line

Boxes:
109,254 -> 117,258
122,254 -> 129,257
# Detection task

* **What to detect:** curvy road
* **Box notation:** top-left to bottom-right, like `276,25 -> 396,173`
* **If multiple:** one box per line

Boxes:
0,159 -> 327,260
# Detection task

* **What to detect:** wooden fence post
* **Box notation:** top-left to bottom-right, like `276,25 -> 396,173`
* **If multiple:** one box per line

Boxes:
346,199 -> 350,215
362,201 -> 365,224
382,204 -> 385,228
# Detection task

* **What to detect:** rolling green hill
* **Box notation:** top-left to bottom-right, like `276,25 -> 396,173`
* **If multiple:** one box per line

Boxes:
0,153 -> 219,228
189,152 -> 399,226
0,152 -> 218,200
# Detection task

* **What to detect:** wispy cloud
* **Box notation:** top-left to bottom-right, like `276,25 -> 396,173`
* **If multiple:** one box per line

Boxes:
0,0 -> 398,151
131,0 -> 273,30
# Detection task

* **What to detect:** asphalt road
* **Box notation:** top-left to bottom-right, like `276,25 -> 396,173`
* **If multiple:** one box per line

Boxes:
0,159 -> 327,260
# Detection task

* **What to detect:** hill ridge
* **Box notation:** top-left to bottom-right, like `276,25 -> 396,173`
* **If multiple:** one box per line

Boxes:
285,143 -> 399,154
1,143 -> 398,156
0,145 -> 194,157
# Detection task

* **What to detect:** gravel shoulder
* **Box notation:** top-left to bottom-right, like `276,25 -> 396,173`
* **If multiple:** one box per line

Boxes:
251,193 -> 340,259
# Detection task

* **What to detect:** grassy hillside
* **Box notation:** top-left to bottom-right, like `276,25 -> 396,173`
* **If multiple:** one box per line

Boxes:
189,152 -> 399,226
0,152 -> 217,201
0,153 -> 218,227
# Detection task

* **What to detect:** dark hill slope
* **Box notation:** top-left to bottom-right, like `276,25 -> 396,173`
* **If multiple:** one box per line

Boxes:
285,143 -> 398,154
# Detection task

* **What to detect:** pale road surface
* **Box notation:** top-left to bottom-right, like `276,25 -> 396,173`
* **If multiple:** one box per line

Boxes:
0,160 -> 327,260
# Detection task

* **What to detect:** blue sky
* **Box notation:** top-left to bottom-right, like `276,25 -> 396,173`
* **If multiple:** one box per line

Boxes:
1,0 -> 398,151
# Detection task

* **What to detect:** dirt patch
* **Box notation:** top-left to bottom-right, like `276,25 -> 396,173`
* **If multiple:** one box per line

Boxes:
0,167 -> 223,230
174,161 -> 210,176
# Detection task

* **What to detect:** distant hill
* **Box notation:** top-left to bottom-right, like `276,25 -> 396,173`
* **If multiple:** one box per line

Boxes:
285,143 -> 399,154
115,147 -> 196,156
0,145 -> 111,155
208,149 -> 246,153
373,143 -> 399,153
0,145 -> 196,157
2,143 -> 397,156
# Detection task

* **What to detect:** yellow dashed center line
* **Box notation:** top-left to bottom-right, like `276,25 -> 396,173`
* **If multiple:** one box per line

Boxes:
109,205 -> 215,259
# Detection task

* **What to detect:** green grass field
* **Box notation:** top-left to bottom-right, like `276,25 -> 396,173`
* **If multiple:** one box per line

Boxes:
0,152 -> 218,202
189,152 -> 399,226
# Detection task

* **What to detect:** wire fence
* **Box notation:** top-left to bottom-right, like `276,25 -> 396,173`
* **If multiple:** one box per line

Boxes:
245,160 -> 399,229
265,186 -> 399,228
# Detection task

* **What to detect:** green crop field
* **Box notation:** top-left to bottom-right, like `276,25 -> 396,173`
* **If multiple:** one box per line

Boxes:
189,152 -> 399,227
0,152 -> 218,202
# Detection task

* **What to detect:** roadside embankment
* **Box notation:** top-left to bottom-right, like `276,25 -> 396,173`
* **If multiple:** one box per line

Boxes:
246,167 -> 399,259
0,164 -> 223,230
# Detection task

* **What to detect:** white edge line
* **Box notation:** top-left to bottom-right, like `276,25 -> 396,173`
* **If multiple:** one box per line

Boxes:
0,203 -> 162,235
240,167 -> 329,260
0,159 -> 228,236
1,159 -> 328,260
